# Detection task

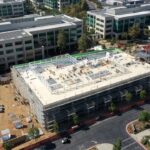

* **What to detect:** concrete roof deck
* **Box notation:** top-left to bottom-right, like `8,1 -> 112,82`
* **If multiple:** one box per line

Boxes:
0,30 -> 31,41
0,0 -> 24,4
14,51 -> 150,106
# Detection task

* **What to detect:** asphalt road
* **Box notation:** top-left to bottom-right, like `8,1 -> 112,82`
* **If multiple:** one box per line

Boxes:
35,104 -> 150,150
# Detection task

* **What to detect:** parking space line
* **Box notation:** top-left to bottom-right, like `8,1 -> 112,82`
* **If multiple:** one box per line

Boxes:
122,137 -> 132,142
122,141 -> 136,150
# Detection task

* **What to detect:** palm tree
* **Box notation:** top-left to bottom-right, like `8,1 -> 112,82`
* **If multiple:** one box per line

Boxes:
72,113 -> 79,125
144,28 -> 150,39
57,30 -> 67,54
109,102 -> 117,113
121,32 -> 128,40
52,121 -> 59,133
128,24 -> 140,40
125,91 -> 132,103
113,138 -> 122,150
140,90 -> 147,100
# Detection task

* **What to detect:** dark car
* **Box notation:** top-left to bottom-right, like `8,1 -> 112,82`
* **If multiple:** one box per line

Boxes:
61,137 -> 70,144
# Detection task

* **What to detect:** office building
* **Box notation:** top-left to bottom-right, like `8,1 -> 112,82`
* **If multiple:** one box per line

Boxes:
12,50 -> 150,130
0,0 -> 26,18
87,3 -> 150,39
0,14 -> 83,71
106,0 -> 145,6
44,0 -> 80,11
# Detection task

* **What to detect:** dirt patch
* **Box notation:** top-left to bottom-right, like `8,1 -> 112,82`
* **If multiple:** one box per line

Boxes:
0,83 -> 43,138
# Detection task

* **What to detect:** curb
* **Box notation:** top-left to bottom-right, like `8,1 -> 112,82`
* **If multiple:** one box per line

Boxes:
126,120 -> 147,150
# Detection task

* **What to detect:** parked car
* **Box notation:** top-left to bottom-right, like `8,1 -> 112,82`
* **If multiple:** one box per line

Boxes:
61,137 -> 70,144
0,107 -> 5,113
0,105 -> 5,113
0,105 -> 4,108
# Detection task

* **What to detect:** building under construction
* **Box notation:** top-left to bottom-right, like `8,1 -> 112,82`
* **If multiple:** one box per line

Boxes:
11,49 -> 150,130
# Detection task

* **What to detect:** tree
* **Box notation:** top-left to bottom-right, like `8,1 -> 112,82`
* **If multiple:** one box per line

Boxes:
97,2 -> 103,9
128,24 -> 140,40
81,0 -> 89,11
72,113 -> 79,125
3,142 -> 12,150
28,127 -> 39,139
121,32 -> 128,40
57,30 -> 67,54
140,90 -> 147,100
139,111 -> 150,123
113,138 -> 122,150
53,121 -> 59,133
109,102 -> 117,113
25,0 -> 37,14
78,34 -> 90,51
101,44 -> 106,49
144,28 -> 150,38
125,91 -> 132,102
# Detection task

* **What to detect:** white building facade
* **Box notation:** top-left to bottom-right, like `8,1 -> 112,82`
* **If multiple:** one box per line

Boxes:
87,3 -> 150,39
0,14 -> 83,72
0,0 -> 26,18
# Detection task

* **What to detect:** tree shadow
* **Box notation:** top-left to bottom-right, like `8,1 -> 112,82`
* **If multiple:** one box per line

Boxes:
42,143 -> 56,149
134,105 -> 144,111
60,131 -> 72,139
79,124 -> 90,131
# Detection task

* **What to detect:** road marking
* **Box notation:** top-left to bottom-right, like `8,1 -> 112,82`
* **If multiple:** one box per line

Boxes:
122,137 -> 132,142
91,140 -> 98,144
122,141 -> 136,150
91,116 -> 117,127
78,145 -> 86,150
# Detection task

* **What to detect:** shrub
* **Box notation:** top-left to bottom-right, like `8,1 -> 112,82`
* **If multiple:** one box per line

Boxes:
141,137 -> 149,145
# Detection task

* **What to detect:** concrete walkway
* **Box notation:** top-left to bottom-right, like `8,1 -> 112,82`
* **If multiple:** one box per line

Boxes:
88,143 -> 113,150
131,129 -> 150,142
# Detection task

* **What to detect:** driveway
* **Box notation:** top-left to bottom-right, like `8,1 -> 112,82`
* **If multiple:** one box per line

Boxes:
35,104 -> 150,150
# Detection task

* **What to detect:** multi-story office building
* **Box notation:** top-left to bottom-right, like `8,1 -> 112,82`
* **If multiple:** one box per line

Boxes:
44,0 -> 80,11
87,3 -> 150,39
0,0 -> 26,18
106,0 -> 145,6
0,14 -> 83,71
12,50 -> 150,130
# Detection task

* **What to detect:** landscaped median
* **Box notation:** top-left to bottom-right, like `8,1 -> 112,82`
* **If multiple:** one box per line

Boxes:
126,110 -> 150,150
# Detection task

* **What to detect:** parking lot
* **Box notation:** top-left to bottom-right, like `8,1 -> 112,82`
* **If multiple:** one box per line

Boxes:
35,104 -> 150,150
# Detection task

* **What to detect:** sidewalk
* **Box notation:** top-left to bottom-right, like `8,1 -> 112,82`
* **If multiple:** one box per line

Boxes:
126,120 -> 147,150
131,129 -> 150,143
88,143 -> 113,150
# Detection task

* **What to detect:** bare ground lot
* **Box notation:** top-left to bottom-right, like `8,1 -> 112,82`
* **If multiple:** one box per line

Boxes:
0,82 -> 42,138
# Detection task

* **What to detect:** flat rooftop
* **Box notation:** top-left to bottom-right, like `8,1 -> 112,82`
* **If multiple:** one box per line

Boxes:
13,50 -> 150,106
0,14 -> 81,33
0,0 -> 24,4
88,3 -> 150,18
0,30 -> 31,41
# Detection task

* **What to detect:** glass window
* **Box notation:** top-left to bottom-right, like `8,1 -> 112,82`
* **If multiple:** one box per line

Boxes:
16,47 -> 23,52
0,44 -> 3,48
6,49 -> 13,54
25,40 -> 32,44
0,51 -> 3,55
26,46 -> 32,50
5,43 -> 12,47
39,33 -> 46,37
15,41 -> 22,45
